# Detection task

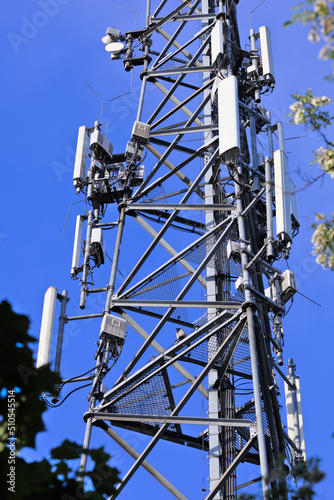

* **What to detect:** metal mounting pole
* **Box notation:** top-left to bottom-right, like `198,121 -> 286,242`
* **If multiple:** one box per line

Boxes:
234,171 -> 270,497
54,290 -> 68,374
265,156 -> 275,261
105,205 -> 127,312
80,208 -> 94,309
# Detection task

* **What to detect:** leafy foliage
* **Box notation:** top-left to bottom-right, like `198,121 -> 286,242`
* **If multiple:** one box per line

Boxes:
312,212 -> 334,268
285,0 -> 334,75
239,457 -> 325,500
286,2 -> 334,270
289,89 -> 333,130
0,301 -> 120,499
266,457 -> 325,500
0,300 -> 61,451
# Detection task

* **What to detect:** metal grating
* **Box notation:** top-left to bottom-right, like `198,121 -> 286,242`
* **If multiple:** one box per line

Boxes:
111,371 -> 177,432
242,408 -> 270,437
175,314 -> 252,378
123,219 -> 238,304
235,430 -> 260,458
125,262 -> 190,323
141,184 -> 167,204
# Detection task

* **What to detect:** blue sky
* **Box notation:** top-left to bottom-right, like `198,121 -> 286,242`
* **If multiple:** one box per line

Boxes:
1,0 -> 334,498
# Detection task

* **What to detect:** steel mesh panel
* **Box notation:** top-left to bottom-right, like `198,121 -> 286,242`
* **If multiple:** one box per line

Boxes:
180,315 -> 252,378
112,372 -> 177,432
184,234 -> 241,278
122,221 -> 238,306
235,430 -> 259,457
141,184 -> 166,203
193,312 -> 209,328
230,331 -> 252,376
125,263 -> 189,322
190,320 -> 240,366
242,409 -> 270,437
235,407 -> 270,457
172,318 -> 246,369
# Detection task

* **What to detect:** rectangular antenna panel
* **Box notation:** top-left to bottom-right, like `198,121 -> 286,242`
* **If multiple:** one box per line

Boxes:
126,141 -> 144,161
281,269 -> 297,303
227,239 -> 240,261
264,285 -> 277,302
100,314 -> 127,342
274,149 -> 292,242
211,20 -> 224,65
131,121 -> 150,143
284,377 -> 306,460
290,179 -> 300,226
71,215 -> 83,277
73,126 -> 89,192
89,130 -> 113,164
131,165 -> 145,186
91,227 -> 105,265
106,27 -> 121,38
218,75 -> 241,159
259,26 -> 275,83
36,287 -> 57,368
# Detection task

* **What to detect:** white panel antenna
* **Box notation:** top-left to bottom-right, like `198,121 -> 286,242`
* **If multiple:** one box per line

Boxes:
274,149 -> 292,242
218,75 -> 241,160
259,26 -> 275,84
277,121 -> 285,152
73,126 -> 90,194
285,377 -> 306,460
36,287 -> 57,368
211,20 -> 224,65
71,215 -> 83,277
264,285 -> 276,302
295,377 -> 306,460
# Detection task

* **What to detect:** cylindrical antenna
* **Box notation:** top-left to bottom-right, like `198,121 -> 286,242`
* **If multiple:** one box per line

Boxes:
36,287 -> 57,368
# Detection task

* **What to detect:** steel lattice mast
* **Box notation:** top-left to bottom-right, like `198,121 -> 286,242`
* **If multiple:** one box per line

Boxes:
37,1 -> 307,499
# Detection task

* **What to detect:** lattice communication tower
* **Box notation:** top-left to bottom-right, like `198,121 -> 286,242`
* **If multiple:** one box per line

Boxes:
37,1 -> 306,499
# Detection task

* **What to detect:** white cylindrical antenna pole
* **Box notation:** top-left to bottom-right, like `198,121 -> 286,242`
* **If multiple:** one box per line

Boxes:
36,287 -> 57,368
265,155 -> 275,260
287,358 -> 301,450
73,126 -> 89,194
54,290 -> 68,374
71,215 -> 83,277
277,121 -> 285,153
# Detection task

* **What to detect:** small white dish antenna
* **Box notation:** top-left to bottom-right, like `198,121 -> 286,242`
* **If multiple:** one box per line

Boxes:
105,42 -> 124,54
101,34 -> 112,45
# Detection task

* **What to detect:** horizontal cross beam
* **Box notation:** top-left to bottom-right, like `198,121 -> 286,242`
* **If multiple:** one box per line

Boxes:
90,413 -> 254,428
111,300 -> 242,309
